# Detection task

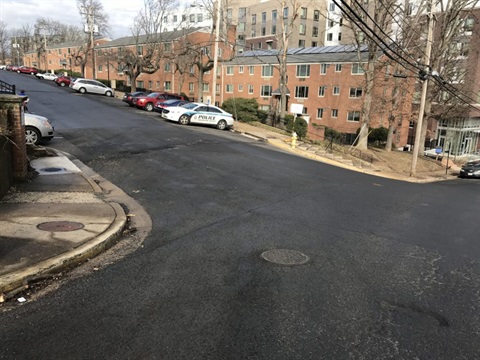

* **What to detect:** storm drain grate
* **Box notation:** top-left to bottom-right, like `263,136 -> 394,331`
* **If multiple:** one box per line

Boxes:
37,221 -> 85,232
39,167 -> 67,173
261,249 -> 309,266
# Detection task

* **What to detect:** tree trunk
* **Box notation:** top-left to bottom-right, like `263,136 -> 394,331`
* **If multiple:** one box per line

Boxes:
385,120 -> 395,152
356,59 -> 376,150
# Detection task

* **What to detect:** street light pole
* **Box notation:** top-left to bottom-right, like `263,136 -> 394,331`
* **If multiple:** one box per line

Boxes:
410,0 -> 435,177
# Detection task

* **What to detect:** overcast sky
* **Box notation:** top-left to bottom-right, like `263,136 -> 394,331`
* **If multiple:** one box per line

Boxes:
0,0 -> 143,39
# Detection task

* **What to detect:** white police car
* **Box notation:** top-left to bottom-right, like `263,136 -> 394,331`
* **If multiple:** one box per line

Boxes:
162,102 -> 234,130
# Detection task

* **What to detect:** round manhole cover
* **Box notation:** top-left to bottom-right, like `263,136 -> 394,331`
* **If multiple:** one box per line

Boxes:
37,221 -> 85,232
261,249 -> 309,265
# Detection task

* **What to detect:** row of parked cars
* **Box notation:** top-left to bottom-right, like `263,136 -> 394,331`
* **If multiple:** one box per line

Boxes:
121,91 -> 235,130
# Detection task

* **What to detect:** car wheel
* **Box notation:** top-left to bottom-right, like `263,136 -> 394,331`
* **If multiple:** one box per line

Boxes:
60,82 -> 66,87
145,103 -> 154,111
79,87 -> 86,94
216,120 -> 227,130
105,90 -> 112,97
25,126 -> 41,145
179,115 -> 190,125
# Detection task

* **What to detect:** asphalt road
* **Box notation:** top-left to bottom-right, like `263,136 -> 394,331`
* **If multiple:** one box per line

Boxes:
1,72 -> 480,359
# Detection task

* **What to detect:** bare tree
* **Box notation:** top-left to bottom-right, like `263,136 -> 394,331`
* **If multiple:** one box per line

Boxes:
75,0 -> 109,77
408,0 -> 480,154
0,21 -> 10,63
115,0 -> 177,91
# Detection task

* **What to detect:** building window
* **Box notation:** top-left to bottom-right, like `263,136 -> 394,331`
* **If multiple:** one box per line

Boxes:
335,64 -> 342,72
249,66 -> 255,75
189,82 -> 194,91
283,7 -> 289,18
329,3 -> 335,11
295,86 -> 309,98
238,84 -> 243,92
262,65 -> 273,77
98,64 -> 103,72
301,7 -> 307,19
189,14 -> 195,22
318,86 -> 326,96
329,20 -> 335,27
271,25 -> 276,34
464,18 -> 475,32
164,81 -> 171,90
164,42 -> 172,52
252,14 -> 256,24
137,80 -> 144,88
248,84 -> 254,94
239,7 -> 246,18
203,83 -> 209,92
320,64 -> 328,74
239,65 -> 244,73
262,12 -> 266,23
338,32 -> 342,41
226,84 -> 233,93
272,10 -> 277,22
351,63 -> 365,74
347,111 -> 361,122
164,62 -> 171,72
333,86 -> 340,95
227,8 -> 232,19
317,108 -> 324,119
314,10 -> 320,21
173,15 -> 178,22
312,41 -> 318,47
296,64 -> 310,77
349,87 -> 363,98
261,85 -> 272,97
148,80 -> 152,89
331,109 -> 338,118
312,27 -> 318,37
298,39 -> 305,47
226,65 -> 234,75
299,23 -> 306,35
327,33 -> 333,41
189,66 -> 195,74
238,22 -> 246,32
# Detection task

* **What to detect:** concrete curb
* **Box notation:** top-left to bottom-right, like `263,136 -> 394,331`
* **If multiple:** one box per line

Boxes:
0,202 -> 126,295
233,128 -> 458,184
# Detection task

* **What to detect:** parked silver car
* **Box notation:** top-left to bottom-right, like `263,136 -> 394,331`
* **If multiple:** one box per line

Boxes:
70,78 -> 114,97
25,113 -> 54,145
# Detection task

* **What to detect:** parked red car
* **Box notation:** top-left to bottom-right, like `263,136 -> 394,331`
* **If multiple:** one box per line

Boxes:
55,76 -> 73,87
17,66 -> 38,75
133,92 -> 187,111
122,91 -> 150,107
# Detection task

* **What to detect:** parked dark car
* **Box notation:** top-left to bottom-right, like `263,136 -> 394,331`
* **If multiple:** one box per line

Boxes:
133,92 -> 188,112
55,75 -> 73,87
154,99 -> 191,114
459,159 -> 480,178
122,91 -> 150,107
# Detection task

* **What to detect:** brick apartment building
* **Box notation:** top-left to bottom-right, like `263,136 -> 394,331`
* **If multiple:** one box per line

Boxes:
222,46 -> 413,146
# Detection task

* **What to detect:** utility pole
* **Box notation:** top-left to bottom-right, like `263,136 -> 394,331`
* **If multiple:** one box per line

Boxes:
211,0 -> 221,105
410,0 -> 435,177
88,5 -> 96,79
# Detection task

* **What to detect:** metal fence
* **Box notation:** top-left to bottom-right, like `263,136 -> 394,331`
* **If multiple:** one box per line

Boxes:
0,79 -> 15,94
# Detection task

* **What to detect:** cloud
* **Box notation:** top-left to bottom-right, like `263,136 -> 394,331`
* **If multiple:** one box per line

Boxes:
0,0 -> 141,39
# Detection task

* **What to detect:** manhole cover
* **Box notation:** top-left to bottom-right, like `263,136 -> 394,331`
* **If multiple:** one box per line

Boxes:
39,167 -> 66,173
261,249 -> 309,265
37,221 -> 85,232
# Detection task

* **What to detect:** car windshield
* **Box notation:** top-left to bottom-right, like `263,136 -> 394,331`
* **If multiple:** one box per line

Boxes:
147,93 -> 160,98
163,99 -> 178,105
181,103 -> 198,109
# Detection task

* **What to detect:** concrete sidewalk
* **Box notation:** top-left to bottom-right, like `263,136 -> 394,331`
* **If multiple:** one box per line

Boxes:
0,150 -> 127,297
